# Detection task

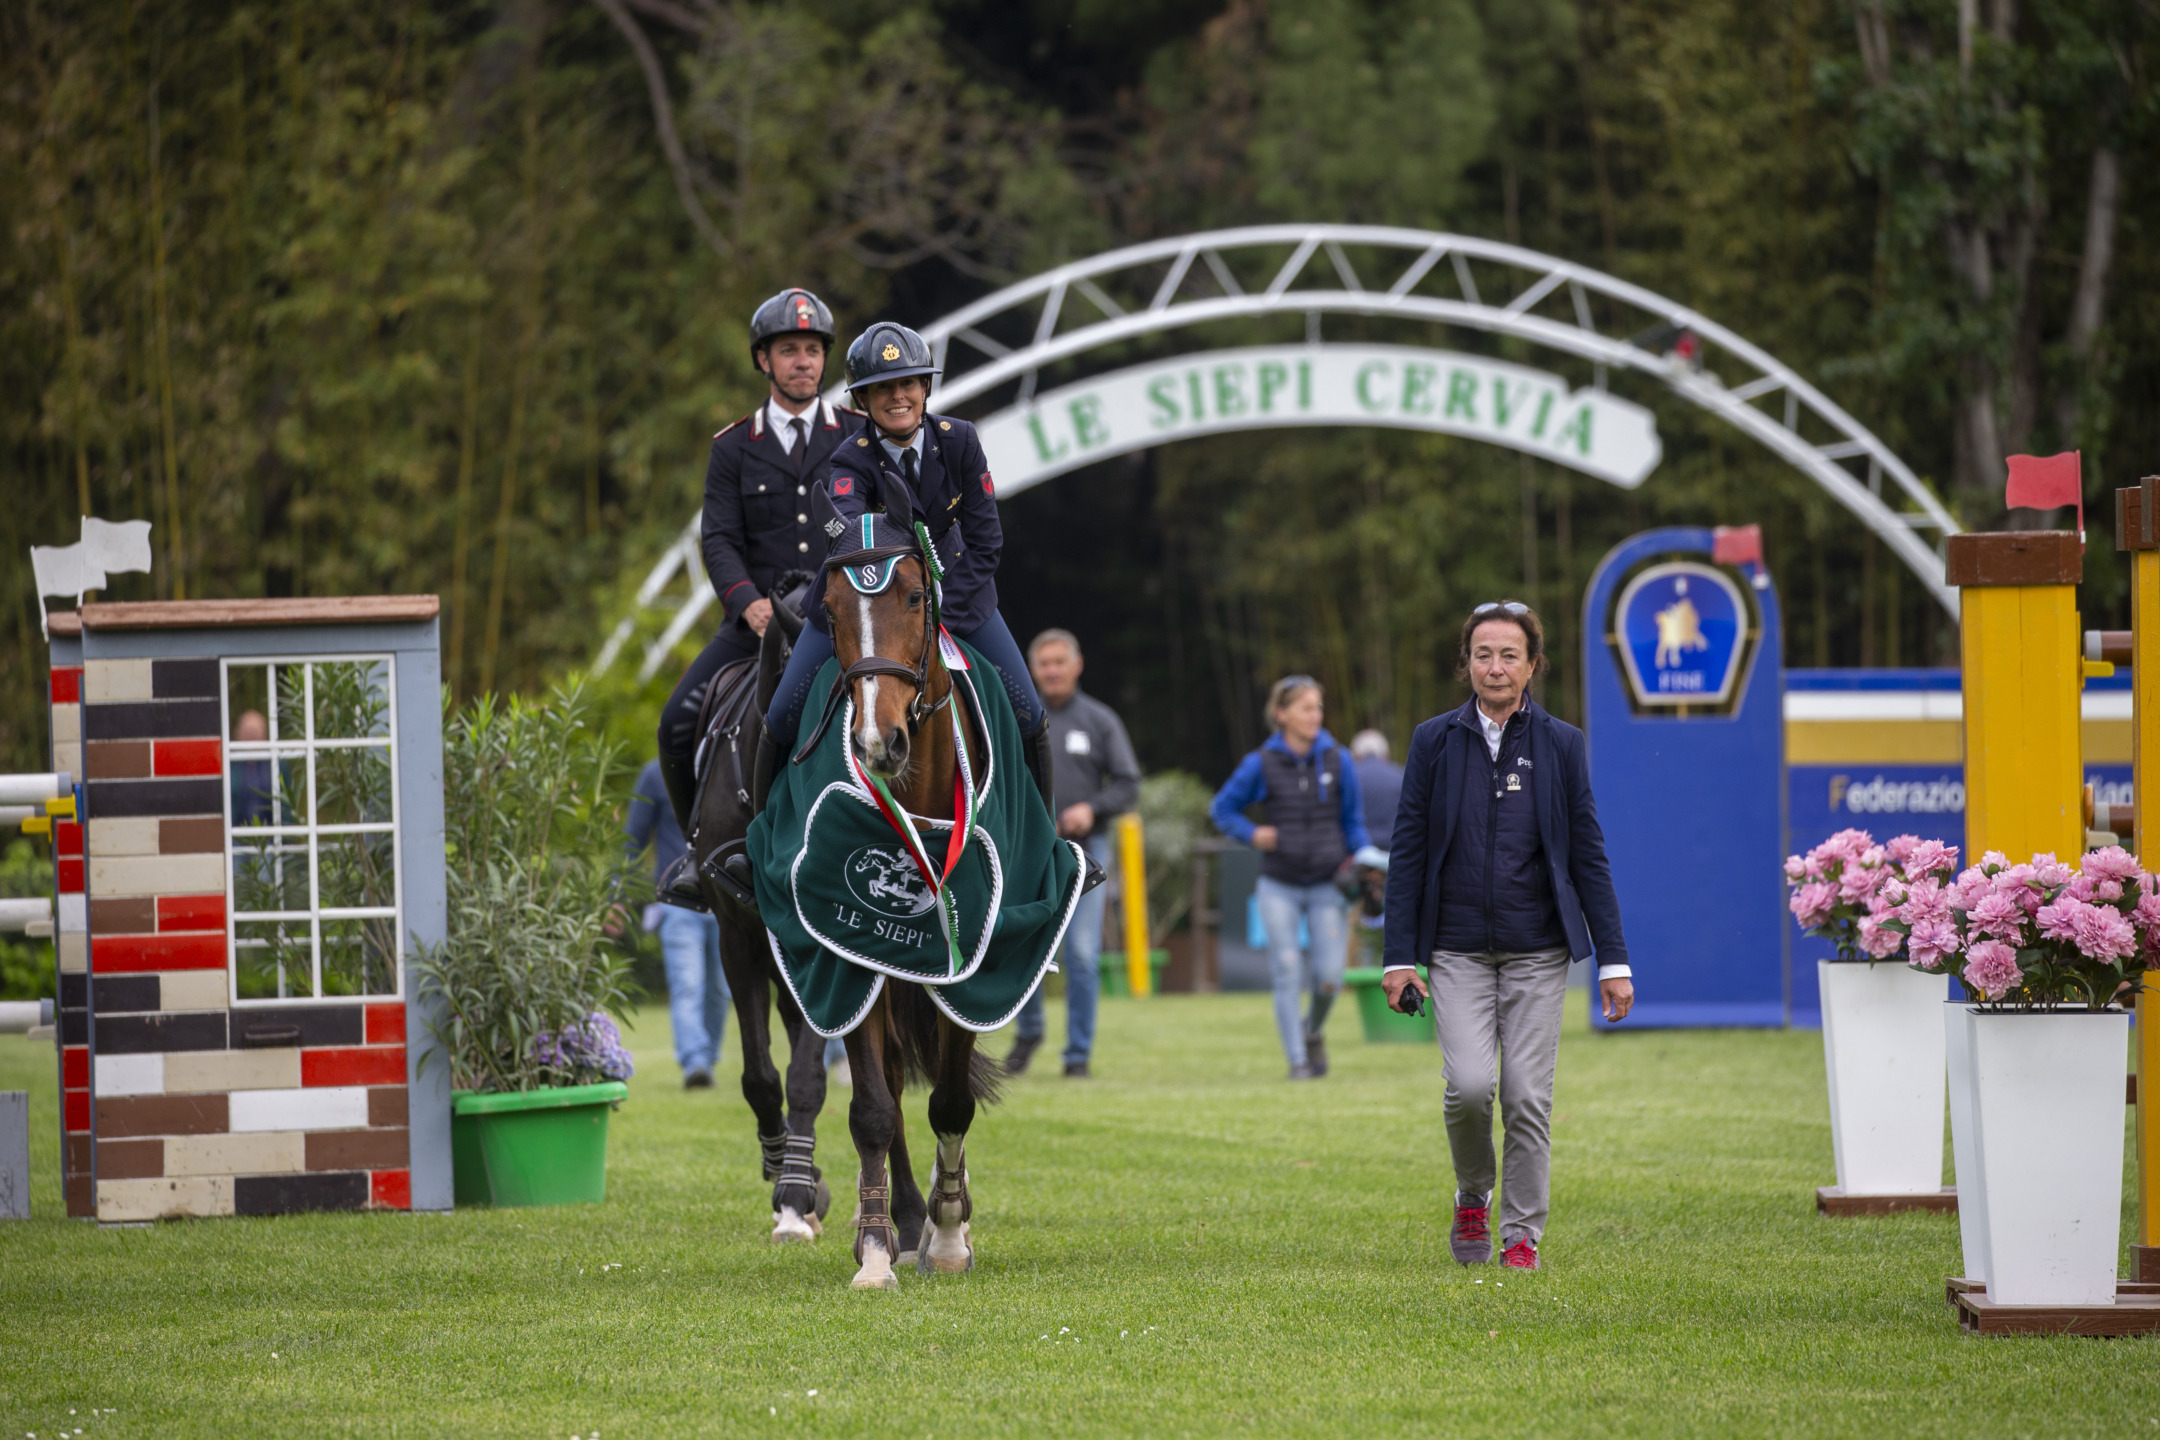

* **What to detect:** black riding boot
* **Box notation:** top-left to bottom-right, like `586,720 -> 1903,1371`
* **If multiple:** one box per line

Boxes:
1024,716 -> 1057,817
749,726 -> 781,817
655,747 -> 713,913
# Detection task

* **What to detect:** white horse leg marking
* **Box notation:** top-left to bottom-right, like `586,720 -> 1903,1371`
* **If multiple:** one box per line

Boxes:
771,1205 -> 818,1243
855,592 -> 882,761
922,1131 -> 974,1273
851,1234 -> 898,1290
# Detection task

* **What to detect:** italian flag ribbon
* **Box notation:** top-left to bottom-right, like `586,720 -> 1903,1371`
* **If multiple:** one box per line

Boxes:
846,693 -> 978,977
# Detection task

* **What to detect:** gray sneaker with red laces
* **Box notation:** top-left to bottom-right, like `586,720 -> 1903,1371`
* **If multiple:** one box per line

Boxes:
1450,1193 -> 1492,1266
1501,1235 -> 1540,1270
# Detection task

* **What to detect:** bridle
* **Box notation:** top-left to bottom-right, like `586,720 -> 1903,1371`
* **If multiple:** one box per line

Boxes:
792,532 -> 953,766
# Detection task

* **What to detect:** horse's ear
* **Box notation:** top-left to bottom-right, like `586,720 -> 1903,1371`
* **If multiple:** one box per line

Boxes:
876,467 -> 919,531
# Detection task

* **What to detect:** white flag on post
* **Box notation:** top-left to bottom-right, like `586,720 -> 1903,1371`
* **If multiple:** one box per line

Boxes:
27,516 -> 155,638
82,517 -> 153,580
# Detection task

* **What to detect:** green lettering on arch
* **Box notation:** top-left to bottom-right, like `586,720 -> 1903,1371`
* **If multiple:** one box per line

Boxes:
1026,411 -> 1068,464
1213,365 -> 1249,417
1401,364 -> 1438,415
1444,370 -> 1478,421
1552,403 -> 1594,455
1070,394 -> 1109,449
1355,362 -> 1393,412
1147,375 -> 1181,428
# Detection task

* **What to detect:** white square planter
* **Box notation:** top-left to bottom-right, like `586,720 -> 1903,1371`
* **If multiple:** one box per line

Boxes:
1963,1007 -> 2130,1306
1945,1001 -> 1990,1285
1819,961 -> 1949,1195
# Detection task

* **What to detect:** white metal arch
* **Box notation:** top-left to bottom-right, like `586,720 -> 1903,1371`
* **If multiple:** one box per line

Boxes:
598,225 -> 1957,680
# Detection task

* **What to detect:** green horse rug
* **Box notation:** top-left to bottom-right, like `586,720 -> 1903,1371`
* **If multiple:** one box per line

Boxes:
746,640 -> 1085,1037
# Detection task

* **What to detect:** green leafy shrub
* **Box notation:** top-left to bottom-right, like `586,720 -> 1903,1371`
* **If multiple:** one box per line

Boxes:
410,679 -> 637,1092
1138,771 -> 1216,942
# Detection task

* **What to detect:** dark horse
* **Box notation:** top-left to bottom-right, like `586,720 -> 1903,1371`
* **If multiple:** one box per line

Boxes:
682,577 -> 838,1245
816,530 -> 1003,1287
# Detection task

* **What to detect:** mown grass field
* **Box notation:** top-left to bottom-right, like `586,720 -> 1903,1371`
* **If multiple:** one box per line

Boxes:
1,991 -> 2156,1438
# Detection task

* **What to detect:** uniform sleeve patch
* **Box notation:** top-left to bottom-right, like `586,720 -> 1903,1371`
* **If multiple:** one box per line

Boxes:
981,473 -> 995,495
834,476 -> 853,496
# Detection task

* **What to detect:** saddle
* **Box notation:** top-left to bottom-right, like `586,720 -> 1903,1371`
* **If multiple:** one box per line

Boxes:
687,571 -> 814,909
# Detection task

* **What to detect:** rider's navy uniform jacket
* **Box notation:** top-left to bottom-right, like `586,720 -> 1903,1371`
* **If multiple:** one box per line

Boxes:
813,414 -> 1000,635
701,397 -> 860,630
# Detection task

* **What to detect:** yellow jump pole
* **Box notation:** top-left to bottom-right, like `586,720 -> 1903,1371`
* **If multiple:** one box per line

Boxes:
1114,812 -> 1152,997
1947,530 -> 2085,866
2120,479 -> 2160,1282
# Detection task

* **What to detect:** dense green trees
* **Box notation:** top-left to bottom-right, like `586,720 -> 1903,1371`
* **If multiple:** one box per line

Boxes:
3,0 -> 2156,780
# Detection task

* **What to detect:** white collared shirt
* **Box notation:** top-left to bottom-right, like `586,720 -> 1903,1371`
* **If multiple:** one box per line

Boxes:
877,427 -> 926,468
767,396 -> 821,454
1382,696 -> 1632,982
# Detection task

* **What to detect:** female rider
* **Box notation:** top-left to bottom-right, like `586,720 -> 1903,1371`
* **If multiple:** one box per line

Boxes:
759,321 -> 1055,812
1210,675 -> 1371,1080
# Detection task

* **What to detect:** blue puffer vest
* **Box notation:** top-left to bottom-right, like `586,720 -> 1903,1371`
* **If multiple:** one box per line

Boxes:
1258,742 -> 1351,886
1435,708 -> 1568,953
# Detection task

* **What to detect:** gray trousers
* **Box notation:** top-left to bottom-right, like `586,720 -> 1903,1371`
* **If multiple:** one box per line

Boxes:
1430,946 -> 1572,1243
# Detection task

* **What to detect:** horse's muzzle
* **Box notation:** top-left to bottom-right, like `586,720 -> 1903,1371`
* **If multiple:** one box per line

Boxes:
854,724 -> 911,779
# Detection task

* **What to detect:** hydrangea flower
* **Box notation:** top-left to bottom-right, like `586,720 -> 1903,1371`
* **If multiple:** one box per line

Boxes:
1963,939 -> 2024,1001
532,1012 -> 636,1083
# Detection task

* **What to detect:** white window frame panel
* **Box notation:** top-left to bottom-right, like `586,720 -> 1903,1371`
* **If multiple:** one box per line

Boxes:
220,655 -> 404,1005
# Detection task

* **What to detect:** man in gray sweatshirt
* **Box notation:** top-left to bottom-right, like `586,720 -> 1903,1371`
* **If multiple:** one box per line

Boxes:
1007,629 -> 1142,1078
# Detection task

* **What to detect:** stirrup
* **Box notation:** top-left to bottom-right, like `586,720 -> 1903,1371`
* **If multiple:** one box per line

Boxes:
1079,845 -> 1107,895
699,838 -> 757,909
657,854 -> 713,913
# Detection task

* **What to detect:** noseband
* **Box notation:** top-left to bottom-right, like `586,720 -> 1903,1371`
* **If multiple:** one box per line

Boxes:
792,540 -> 952,766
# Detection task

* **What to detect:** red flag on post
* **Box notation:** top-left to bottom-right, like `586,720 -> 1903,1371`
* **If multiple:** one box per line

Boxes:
1712,524 -> 1763,567
2005,451 -> 2083,537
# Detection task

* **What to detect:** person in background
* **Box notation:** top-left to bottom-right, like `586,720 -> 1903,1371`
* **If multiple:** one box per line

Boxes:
1211,676 -> 1368,1080
229,710 -> 274,827
1382,601 -> 1634,1273
1345,729 -> 1405,964
1349,729 -> 1403,841
1006,629 -> 1141,1079
624,758 -> 732,1088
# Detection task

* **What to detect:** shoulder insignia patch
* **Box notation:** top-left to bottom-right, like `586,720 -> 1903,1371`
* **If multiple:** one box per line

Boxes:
857,437 -> 870,447
939,420 -> 951,431
713,414 -> 751,440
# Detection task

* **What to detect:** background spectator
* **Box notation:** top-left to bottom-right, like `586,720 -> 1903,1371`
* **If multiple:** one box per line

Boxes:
1211,676 -> 1367,1080
624,758 -> 732,1088
1008,629 -> 1141,1078
1349,729 -> 1403,841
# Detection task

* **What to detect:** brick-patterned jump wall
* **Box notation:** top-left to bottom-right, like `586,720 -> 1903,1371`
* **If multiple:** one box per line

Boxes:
81,656 -> 408,1221
50,662 -> 92,1217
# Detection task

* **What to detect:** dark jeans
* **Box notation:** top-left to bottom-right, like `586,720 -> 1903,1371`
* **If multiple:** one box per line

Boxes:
659,624 -> 761,775
764,609 -> 1043,747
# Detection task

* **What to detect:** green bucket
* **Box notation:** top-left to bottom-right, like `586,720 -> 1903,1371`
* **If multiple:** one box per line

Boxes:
1098,949 -> 1170,997
1346,967 -> 1433,1044
451,1081 -> 628,1207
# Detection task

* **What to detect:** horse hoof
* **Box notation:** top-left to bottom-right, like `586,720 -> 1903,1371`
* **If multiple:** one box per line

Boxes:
771,1206 -> 818,1244
919,1219 -> 975,1274
851,1242 -> 899,1290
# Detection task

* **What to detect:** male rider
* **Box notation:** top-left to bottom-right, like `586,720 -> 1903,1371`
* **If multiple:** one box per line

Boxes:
761,320 -> 1056,812
656,288 -> 859,906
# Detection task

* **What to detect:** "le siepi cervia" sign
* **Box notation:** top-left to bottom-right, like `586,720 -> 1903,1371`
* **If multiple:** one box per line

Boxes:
973,343 -> 1663,496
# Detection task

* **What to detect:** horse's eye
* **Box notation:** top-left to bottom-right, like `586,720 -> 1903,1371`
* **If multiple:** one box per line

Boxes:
907,590 -> 925,609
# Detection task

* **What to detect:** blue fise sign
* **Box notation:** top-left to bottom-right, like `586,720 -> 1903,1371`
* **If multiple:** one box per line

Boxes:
1614,561 -> 1748,707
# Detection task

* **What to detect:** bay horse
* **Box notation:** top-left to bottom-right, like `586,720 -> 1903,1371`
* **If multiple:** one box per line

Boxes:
683,579 -> 837,1246
816,528 -> 1003,1288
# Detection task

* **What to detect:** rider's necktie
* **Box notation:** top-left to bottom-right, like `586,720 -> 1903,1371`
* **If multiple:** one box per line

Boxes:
902,445 -> 919,497
789,418 -> 807,477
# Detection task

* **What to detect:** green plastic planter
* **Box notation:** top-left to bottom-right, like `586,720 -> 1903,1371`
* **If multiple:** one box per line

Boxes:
1345,967 -> 1433,1044
1097,949 -> 1170,997
451,1081 -> 628,1207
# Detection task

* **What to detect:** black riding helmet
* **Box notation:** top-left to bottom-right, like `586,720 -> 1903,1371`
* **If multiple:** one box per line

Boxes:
844,321 -> 940,393
749,288 -> 835,365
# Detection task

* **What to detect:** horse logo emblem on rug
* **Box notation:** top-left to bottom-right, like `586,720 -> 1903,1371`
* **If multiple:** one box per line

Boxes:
846,845 -> 939,919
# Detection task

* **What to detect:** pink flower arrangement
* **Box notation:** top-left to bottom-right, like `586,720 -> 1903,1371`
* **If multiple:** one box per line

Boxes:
1783,829 -> 1957,965
1929,845 -> 2160,1011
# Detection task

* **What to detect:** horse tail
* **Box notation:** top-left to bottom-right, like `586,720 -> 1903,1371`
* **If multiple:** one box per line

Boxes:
887,981 -> 1004,1106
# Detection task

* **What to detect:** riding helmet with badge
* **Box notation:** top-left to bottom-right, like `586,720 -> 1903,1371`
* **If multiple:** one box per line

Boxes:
813,322 -> 1059,816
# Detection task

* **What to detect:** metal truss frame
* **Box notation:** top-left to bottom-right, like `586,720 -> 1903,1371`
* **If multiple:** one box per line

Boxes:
601,224 -> 1957,678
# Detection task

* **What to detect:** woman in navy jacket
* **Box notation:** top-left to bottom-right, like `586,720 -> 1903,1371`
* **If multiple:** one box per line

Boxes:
1381,602 -> 1632,1272
1212,675 -> 1370,1080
